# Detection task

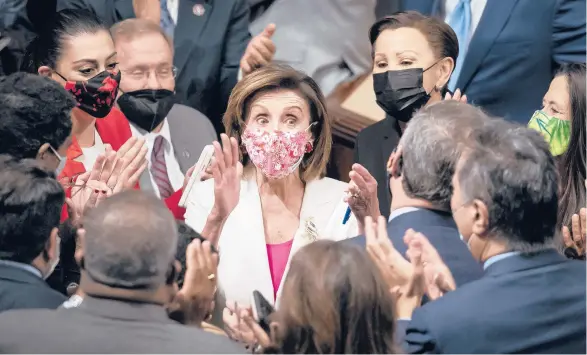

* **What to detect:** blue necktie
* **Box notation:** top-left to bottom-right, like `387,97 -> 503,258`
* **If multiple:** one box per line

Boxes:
160,0 -> 175,39
447,0 -> 471,91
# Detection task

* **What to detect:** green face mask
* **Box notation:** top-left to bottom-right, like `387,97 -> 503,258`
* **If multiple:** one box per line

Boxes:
528,110 -> 571,156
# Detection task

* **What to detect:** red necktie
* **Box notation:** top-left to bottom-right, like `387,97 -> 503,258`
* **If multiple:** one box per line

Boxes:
151,135 -> 173,198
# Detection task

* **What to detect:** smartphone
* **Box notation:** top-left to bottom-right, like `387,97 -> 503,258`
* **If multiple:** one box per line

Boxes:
251,290 -> 275,333
179,145 -> 214,207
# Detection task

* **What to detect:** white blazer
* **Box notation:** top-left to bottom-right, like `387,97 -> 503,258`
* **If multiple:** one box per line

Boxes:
184,176 -> 358,308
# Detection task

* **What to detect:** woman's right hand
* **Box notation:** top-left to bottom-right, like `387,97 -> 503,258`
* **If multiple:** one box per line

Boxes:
210,134 -> 243,220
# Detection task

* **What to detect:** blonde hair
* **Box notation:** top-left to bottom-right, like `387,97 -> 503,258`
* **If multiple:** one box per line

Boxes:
110,18 -> 173,51
223,64 -> 332,182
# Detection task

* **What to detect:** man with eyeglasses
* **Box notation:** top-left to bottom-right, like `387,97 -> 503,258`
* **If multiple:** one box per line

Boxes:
111,18 -> 217,214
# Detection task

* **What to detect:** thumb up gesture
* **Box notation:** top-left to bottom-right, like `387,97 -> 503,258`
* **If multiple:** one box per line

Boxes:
240,23 -> 276,75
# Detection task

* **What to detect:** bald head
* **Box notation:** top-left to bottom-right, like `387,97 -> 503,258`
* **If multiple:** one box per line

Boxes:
82,191 -> 177,289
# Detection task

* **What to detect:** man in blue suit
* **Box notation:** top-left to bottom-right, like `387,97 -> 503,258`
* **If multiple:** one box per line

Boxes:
399,119 -> 586,354
398,0 -> 586,123
346,101 -> 485,289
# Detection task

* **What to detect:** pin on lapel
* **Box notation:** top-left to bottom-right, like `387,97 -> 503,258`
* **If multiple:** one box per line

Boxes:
193,4 -> 205,16
304,218 -> 318,242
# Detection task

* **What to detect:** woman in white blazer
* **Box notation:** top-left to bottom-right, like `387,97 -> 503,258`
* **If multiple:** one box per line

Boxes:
184,65 -> 379,331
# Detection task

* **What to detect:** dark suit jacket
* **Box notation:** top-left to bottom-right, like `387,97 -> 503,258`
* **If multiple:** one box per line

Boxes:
0,263 -> 66,313
57,0 -> 252,133
400,0 -> 586,123
399,249 -> 587,354
354,116 -> 401,218
0,295 -> 244,353
346,208 -> 483,288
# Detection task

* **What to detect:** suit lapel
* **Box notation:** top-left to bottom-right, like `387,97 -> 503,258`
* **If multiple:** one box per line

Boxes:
174,0 -> 212,77
379,117 -> 399,209
456,0 -> 520,90
167,107 -> 197,173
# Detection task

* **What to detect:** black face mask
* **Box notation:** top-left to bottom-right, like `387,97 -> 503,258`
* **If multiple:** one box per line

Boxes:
117,89 -> 177,132
56,70 -> 121,119
373,65 -> 435,122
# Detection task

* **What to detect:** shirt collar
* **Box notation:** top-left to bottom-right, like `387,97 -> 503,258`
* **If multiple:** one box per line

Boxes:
388,206 -> 421,222
0,260 -> 43,278
483,251 -> 522,270
129,118 -> 172,144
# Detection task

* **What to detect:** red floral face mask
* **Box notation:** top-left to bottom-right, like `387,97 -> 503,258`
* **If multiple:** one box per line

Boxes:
242,124 -> 315,180
56,70 -> 121,118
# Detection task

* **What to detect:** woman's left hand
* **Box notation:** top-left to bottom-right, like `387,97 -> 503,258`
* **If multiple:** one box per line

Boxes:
345,164 -> 380,231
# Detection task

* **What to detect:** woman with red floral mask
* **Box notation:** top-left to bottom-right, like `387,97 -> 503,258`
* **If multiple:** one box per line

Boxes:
21,10 -> 187,221
21,9 -> 148,195
184,64 -> 376,334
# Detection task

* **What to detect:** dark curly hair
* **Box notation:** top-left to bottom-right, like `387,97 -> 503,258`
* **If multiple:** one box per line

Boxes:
0,72 -> 75,159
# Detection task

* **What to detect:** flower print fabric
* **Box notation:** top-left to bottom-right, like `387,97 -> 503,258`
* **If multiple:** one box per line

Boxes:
62,70 -> 121,119
242,128 -> 312,179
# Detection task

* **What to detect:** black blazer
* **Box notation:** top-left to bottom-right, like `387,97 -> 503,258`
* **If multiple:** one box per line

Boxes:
399,250 -> 587,354
0,263 -> 66,313
346,208 -> 483,289
354,116 -> 401,218
0,295 -> 244,353
57,0 -> 252,133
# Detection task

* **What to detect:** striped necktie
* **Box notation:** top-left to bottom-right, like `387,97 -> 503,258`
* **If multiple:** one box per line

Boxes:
151,135 -> 174,199
447,0 -> 471,91
160,0 -> 175,38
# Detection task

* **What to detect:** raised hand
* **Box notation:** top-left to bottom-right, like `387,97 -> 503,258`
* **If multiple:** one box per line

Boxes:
210,134 -> 243,220
107,137 -> 148,193
240,23 -> 276,75
65,171 -> 111,226
168,239 -> 219,325
444,88 -> 468,103
404,229 -> 456,300
365,216 -> 412,287
562,208 -> 586,260
345,164 -> 380,231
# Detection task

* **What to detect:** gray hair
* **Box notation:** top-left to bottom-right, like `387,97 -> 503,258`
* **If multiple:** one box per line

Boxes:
399,101 -> 489,210
82,190 -> 178,289
457,119 -> 559,252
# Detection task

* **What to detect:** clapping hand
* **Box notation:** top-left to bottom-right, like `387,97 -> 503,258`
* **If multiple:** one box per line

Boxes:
346,164 -> 381,232
444,88 -> 467,103
562,208 -> 586,260
168,239 -> 219,325
405,230 -> 456,300
241,24 -> 276,75
210,134 -> 243,220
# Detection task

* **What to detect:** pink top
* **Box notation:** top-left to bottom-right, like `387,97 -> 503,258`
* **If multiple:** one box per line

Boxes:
266,239 -> 294,300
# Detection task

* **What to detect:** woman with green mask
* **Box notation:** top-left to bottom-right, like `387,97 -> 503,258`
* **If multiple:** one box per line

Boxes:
528,63 -> 586,259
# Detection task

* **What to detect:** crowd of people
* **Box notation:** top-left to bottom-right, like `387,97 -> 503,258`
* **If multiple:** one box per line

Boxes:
0,0 -> 585,353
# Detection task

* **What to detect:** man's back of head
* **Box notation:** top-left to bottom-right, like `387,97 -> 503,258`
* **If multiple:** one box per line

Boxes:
398,100 -> 490,210
0,72 -> 75,165
82,190 -> 178,290
0,155 -> 63,274
456,119 -> 559,250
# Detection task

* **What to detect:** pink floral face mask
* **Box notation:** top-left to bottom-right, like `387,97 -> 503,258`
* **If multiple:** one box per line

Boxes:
242,123 -> 315,180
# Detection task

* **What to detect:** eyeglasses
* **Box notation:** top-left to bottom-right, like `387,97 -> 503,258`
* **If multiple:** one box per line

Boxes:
120,66 -> 178,81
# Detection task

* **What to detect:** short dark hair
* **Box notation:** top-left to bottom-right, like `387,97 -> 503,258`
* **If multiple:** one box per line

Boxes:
557,63 -> 586,229
82,191 -> 178,289
21,9 -> 107,72
369,11 -> 459,66
0,156 -> 65,263
458,120 -> 559,250
0,72 -> 75,159
175,221 -> 218,288
400,101 -> 489,210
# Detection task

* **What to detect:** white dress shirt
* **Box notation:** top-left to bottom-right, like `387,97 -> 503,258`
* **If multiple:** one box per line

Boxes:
79,129 -> 106,171
166,0 -> 179,24
129,119 -> 184,198
444,0 -> 488,44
